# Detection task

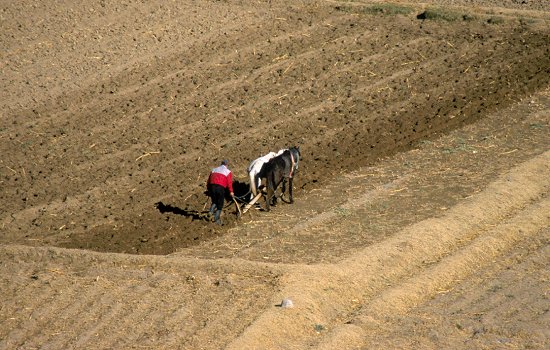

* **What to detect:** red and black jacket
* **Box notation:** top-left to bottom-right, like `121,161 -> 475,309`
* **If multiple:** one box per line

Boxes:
207,165 -> 234,193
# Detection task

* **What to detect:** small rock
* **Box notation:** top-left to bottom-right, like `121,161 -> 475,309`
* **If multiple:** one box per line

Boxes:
281,298 -> 294,308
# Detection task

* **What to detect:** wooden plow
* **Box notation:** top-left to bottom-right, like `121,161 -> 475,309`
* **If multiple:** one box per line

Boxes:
239,191 -> 263,216
234,190 -> 289,218
233,191 -> 263,219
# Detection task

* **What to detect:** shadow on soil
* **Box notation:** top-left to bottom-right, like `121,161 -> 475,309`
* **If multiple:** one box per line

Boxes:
155,202 -> 209,221
155,180 -> 250,221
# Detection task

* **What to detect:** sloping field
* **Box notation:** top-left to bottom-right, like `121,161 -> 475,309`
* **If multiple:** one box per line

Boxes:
1,0 -> 549,349
1,96 -> 548,349
2,0 -> 550,253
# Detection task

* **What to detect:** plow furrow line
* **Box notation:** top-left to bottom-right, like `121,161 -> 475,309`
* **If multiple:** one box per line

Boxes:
73,275 -> 181,349
1,282 -> 103,349
235,175 -> 411,258
25,286 -> 114,349
316,197 -> 550,349
0,286 -> 56,348
227,150 -> 550,349
99,302 -> 164,349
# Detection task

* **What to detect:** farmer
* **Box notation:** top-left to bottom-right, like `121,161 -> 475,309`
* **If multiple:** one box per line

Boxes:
206,159 -> 234,225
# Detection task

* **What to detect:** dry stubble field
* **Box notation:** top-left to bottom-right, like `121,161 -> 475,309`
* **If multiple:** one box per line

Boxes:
1,0 -> 549,349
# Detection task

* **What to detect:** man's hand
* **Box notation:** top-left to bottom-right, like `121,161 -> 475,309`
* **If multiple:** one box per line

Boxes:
230,192 -> 234,197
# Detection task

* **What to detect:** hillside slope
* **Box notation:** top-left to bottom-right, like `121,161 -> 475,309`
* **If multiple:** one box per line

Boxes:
1,1 -> 549,349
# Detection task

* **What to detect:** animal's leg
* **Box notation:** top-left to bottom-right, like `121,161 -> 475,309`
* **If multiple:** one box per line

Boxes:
272,171 -> 286,207
265,186 -> 272,212
249,171 -> 257,197
289,177 -> 294,203
253,175 -> 262,207
272,178 -> 281,207
256,175 -> 262,195
265,174 -> 273,211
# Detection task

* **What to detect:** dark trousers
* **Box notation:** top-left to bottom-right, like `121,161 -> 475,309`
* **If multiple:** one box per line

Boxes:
208,184 -> 226,211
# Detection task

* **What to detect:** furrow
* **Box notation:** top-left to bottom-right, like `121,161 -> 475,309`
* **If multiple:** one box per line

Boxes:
35,271 -> 186,349
1,281 -> 99,349
227,150 -> 550,349
19,282 -> 115,349
0,286 -> 57,349
316,200 -> 550,349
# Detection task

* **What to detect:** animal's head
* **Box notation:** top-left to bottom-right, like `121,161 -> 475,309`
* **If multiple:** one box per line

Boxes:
291,146 -> 301,158
289,146 -> 301,169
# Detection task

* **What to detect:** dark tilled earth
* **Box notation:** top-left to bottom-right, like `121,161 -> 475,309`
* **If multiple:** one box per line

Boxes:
1,2 -> 549,350
1,1 -> 549,256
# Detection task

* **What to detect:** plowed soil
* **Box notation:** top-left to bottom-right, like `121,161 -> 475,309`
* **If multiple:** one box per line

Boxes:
1,1 -> 549,349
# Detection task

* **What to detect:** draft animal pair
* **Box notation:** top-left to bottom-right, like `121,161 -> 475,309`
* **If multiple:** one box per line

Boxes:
246,146 -> 301,211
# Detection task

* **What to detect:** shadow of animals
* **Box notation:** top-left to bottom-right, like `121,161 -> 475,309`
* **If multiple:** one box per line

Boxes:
232,180 -> 250,199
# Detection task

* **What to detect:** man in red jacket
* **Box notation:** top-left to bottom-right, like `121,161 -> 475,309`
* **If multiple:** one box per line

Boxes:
207,159 -> 234,225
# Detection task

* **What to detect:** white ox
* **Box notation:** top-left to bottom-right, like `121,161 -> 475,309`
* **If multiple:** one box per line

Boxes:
247,149 -> 286,198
